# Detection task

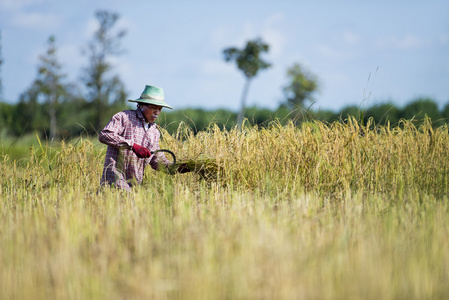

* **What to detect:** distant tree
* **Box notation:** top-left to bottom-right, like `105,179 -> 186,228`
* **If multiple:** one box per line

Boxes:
0,102 -> 14,134
339,105 -> 361,122
34,36 -> 70,140
245,106 -> 275,127
441,102 -> 449,123
400,98 -> 441,127
158,108 -> 237,135
11,85 -> 44,136
282,63 -> 319,110
82,10 -> 128,132
223,37 -> 271,128
310,109 -> 338,124
273,105 -> 291,124
56,85 -> 86,138
14,36 -> 72,139
365,103 -> 400,126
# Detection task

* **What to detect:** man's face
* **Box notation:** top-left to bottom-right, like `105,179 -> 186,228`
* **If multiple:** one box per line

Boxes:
140,104 -> 163,123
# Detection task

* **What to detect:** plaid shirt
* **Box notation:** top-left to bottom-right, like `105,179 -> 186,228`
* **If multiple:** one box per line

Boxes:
98,108 -> 170,191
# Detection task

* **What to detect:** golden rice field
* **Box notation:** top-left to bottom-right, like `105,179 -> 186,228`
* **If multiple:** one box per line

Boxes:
1,118 -> 449,299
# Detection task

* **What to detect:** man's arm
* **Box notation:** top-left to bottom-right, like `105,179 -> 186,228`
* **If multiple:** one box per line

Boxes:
98,112 -> 133,149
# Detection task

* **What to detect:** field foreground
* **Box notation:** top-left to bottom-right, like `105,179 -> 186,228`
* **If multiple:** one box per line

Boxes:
1,119 -> 449,299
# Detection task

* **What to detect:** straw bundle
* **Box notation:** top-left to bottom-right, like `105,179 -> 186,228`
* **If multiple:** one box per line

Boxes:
155,153 -> 219,180
174,157 -> 219,180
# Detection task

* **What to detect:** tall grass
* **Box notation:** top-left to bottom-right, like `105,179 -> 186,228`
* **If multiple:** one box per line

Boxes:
165,117 -> 449,198
1,118 -> 448,299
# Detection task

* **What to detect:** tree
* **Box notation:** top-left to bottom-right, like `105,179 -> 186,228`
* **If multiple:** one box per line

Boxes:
339,105 -> 361,122
365,103 -> 400,126
223,37 -> 271,128
400,97 -> 441,127
34,36 -> 70,140
82,10 -> 128,132
11,85 -> 44,137
14,36 -> 70,139
0,102 -> 14,135
441,102 -> 449,123
282,63 -> 319,123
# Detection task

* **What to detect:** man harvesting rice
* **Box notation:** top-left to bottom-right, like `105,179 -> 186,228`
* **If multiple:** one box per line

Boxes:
98,84 -> 190,192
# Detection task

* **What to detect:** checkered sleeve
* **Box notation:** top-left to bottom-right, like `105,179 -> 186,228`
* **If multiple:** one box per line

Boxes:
98,112 -> 134,149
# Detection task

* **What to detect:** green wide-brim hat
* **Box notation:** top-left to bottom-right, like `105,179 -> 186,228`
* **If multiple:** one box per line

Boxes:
128,85 -> 173,109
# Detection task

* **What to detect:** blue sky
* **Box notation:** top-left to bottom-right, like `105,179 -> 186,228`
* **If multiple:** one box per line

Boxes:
1,0 -> 448,112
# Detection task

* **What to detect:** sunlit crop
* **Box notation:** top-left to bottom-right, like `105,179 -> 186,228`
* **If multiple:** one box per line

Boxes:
1,118 -> 448,299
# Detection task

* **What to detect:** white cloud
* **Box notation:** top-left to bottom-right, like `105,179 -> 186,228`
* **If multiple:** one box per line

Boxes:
315,44 -> 349,60
264,11 -> 284,28
12,11 -> 61,30
209,25 -> 232,49
201,59 -> 233,76
117,16 -> 136,33
342,31 -> 360,44
257,12 -> 287,58
84,18 -> 99,39
0,0 -> 59,31
376,34 -> 424,50
0,0 -> 45,10
59,43 -> 84,70
439,34 -> 449,44
208,12 -> 286,58
262,28 -> 286,59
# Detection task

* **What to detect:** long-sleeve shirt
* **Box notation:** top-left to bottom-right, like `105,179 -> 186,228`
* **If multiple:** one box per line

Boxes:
98,108 -> 170,191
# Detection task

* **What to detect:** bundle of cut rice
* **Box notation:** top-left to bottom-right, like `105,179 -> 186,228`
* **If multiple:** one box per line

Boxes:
174,157 -> 219,180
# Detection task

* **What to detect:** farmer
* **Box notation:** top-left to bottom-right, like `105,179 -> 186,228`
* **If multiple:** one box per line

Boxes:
98,84 -> 190,192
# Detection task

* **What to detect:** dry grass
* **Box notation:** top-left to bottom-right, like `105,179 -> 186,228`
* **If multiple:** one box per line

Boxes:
1,118 -> 449,299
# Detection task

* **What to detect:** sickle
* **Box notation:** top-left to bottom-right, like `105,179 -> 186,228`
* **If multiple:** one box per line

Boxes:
151,149 -> 177,172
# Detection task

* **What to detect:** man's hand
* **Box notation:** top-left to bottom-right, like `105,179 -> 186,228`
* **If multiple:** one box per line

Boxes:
132,143 -> 152,158
177,163 -> 191,174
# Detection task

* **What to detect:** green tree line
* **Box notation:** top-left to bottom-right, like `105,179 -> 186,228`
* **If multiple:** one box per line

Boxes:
1,11 -> 448,141
2,97 -> 449,138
